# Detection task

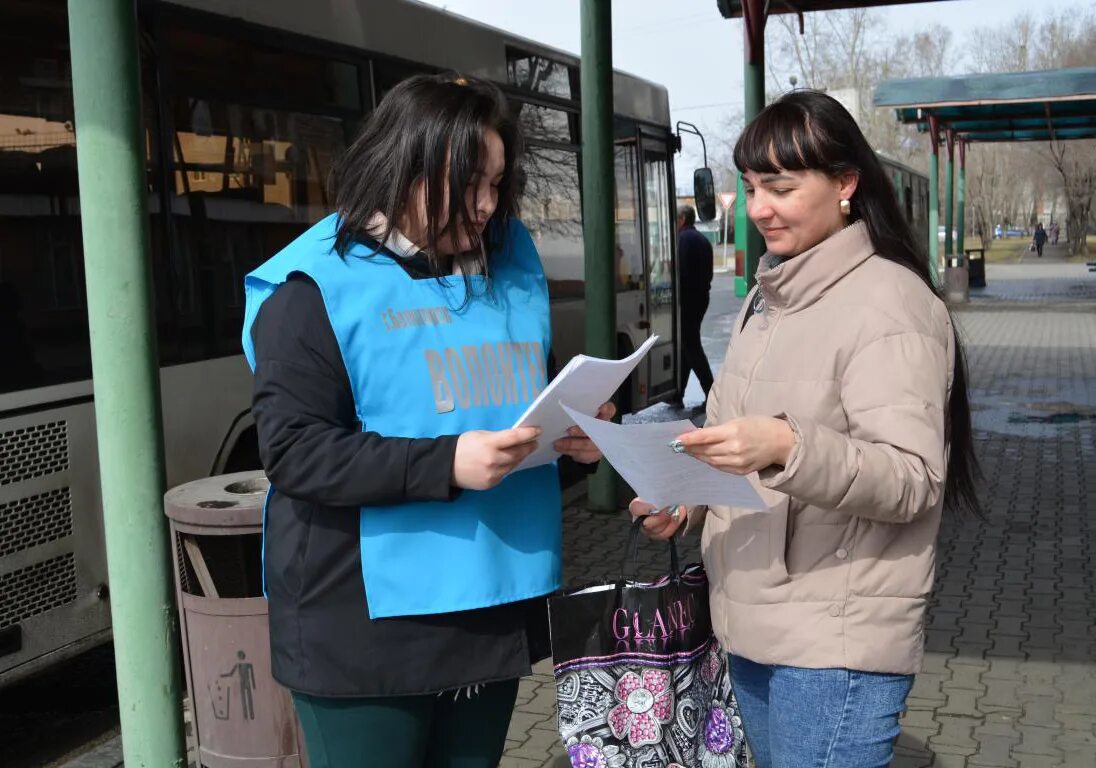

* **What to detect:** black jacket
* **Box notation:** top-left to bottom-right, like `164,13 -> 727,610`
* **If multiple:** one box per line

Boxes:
678,225 -> 714,302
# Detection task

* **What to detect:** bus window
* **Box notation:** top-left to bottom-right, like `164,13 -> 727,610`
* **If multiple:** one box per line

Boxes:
372,59 -> 437,105
506,48 -> 578,100
167,25 -> 361,115
162,27 -> 355,365
644,144 -> 674,335
513,103 -> 577,146
523,146 -> 583,301
0,1 -> 86,395
615,144 -> 643,292
642,139 -> 676,397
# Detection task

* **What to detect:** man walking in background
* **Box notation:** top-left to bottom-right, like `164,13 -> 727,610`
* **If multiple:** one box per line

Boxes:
672,205 -> 714,410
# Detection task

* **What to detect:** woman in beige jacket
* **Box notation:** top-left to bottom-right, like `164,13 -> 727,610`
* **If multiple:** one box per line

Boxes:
633,91 -> 980,768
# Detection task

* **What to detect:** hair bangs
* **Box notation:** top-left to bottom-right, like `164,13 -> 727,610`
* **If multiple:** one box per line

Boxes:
734,101 -> 831,175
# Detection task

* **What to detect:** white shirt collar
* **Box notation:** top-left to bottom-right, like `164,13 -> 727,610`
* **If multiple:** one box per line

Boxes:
365,212 -> 481,276
365,212 -> 421,259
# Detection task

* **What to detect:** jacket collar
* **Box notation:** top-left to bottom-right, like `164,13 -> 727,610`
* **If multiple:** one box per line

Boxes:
755,220 -> 875,312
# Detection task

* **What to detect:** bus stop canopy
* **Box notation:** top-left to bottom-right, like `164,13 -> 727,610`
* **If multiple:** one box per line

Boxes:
716,0 -> 945,17
874,67 -> 1096,283
874,67 -> 1096,142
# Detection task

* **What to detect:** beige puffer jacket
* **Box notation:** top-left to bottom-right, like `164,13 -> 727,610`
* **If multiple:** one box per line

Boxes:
696,221 -> 954,675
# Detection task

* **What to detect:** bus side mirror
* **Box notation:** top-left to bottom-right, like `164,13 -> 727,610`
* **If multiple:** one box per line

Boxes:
694,167 -> 716,222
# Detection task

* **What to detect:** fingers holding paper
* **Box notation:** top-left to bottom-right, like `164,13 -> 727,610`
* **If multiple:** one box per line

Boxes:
553,401 -> 616,464
629,497 -> 687,541
672,416 -> 796,475
453,426 -> 542,491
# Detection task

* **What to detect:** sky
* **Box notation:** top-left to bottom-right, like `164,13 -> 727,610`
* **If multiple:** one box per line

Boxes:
418,0 -> 1064,191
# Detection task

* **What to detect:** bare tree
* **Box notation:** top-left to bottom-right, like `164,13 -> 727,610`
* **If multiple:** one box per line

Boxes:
823,8 -> 881,99
1046,138 -> 1095,255
960,6 -> 1096,251
1037,9 -> 1096,253
767,12 -> 837,92
707,110 -> 745,194
715,2 -> 1095,256
894,26 -> 954,78
762,9 -> 931,166
968,14 -> 1036,73
966,143 -> 1041,241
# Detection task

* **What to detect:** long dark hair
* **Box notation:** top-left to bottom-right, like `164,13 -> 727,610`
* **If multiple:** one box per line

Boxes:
330,73 -> 524,287
733,90 -> 982,518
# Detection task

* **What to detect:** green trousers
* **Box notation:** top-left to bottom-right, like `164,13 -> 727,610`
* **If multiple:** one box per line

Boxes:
292,679 -> 520,768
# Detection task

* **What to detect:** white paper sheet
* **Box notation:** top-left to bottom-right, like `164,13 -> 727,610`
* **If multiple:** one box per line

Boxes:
560,403 -> 767,510
511,335 -> 659,471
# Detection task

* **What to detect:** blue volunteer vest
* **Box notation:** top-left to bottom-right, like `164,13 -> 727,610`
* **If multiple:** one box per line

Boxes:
242,214 -> 562,618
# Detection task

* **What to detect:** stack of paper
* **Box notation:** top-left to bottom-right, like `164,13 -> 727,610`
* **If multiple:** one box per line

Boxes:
511,335 -> 659,471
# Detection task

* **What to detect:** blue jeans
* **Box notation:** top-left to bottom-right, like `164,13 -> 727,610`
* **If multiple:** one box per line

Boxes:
729,655 -> 913,768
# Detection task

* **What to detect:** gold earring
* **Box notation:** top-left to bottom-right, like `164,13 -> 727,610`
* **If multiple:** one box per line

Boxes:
840,199 -> 851,216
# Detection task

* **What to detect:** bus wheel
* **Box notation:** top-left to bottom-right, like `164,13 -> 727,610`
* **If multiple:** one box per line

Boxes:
223,426 -> 262,473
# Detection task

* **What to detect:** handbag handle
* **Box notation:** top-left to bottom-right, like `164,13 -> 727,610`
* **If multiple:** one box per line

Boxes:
621,515 -> 682,584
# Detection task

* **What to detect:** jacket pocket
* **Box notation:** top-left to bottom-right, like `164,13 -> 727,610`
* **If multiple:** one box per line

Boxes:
783,521 -> 852,601
703,507 -> 777,586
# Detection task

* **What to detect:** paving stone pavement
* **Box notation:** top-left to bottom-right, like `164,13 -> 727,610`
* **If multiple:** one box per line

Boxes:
503,261 -> 1096,768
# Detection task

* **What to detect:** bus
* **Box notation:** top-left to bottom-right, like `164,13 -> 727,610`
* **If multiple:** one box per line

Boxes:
879,154 -> 931,259
0,0 -> 684,686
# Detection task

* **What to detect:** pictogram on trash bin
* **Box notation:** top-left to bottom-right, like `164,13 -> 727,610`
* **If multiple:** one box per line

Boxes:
166,471 -> 308,768
210,650 -> 257,722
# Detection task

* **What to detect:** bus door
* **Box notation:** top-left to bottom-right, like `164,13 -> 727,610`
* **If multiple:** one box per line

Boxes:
613,138 -> 646,406
638,135 -> 677,400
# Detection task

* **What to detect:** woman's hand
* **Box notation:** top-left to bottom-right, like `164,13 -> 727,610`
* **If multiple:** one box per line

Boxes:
452,426 -> 541,490
553,401 -> 617,464
674,416 -> 795,475
629,498 -> 687,541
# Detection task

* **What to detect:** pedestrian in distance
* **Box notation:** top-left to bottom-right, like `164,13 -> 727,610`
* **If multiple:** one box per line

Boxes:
1033,222 -> 1047,258
672,204 -> 715,410
242,74 -> 613,768
632,90 -> 981,768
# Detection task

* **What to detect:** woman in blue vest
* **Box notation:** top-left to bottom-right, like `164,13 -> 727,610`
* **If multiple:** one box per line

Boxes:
242,74 -> 612,767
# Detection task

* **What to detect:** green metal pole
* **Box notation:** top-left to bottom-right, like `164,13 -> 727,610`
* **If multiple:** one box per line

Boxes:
927,116 -> 941,285
956,140 -> 966,257
734,172 -> 748,297
580,0 -> 618,511
742,0 -> 767,288
944,130 -> 955,263
67,3 -> 185,766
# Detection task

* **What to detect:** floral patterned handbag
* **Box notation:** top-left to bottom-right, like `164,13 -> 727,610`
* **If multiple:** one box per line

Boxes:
548,518 -> 748,768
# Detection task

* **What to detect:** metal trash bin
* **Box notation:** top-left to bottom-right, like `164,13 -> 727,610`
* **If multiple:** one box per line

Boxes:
944,256 -> 969,304
165,471 -> 308,768
968,250 -> 986,288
